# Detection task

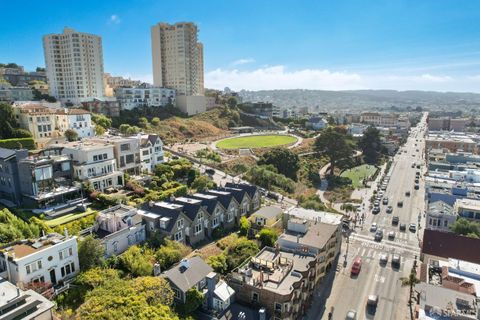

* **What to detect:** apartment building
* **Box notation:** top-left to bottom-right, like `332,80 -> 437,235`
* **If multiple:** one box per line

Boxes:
228,215 -> 342,320
0,232 -> 79,288
428,117 -> 469,132
139,134 -> 164,172
0,276 -> 55,320
91,136 -> 142,175
0,148 -> 27,206
103,73 -> 141,97
60,140 -> 124,191
151,22 -> 204,96
0,65 -> 47,86
426,200 -> 456,232
94,205 -> 146,257
360,112 -> 410,129
13,104 -> 95,140
43,27 -> 105,103
426,133 -> 478,154
453,198 -> 480,222
115,85 -> 175,110
81,97 -> 120,117
0,83 -> 33,101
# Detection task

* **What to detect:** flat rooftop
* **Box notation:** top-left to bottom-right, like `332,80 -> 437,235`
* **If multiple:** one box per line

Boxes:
286,207 -> 342,225
279,222 -> 338,249
1,233 -> 70,260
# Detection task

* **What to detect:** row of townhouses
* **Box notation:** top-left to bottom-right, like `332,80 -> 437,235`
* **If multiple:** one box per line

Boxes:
0,134 -> 164,208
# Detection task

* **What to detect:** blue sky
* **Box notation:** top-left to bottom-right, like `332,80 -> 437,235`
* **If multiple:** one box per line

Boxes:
2,0 -> 480,92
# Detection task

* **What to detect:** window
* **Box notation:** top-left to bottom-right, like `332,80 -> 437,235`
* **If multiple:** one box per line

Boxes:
174,231 -> 183,241
177,219 -> 184,229
195,223 -> 202,234
113,242 -> 118,253
25,260 -> 42,274
275,303 -> 282,311
173,287 -> 181,299
59,247 -> 73,260
120,143 -> 130,151
252,292 -> 259,303
60,262 -> 76,277
125,154 -> 134,164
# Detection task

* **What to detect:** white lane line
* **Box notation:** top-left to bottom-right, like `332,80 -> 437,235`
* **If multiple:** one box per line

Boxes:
361,248 -> 366,256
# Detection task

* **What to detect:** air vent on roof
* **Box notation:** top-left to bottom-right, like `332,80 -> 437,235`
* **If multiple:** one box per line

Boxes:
31,242 -> 43,249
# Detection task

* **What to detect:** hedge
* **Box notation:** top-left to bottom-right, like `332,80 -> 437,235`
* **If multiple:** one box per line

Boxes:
0,138 -> 35,150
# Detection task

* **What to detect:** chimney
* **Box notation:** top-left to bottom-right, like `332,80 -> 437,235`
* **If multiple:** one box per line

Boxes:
296,234 -> 300,243
148,200 -> 154,208
153,262 -> 161,276
3,252 -> 12,282
64,227 -> 69,238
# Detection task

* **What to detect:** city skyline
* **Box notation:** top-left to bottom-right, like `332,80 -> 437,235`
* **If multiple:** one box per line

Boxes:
2,0 -> 480,92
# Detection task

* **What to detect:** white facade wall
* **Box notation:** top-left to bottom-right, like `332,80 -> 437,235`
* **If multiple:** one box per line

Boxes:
115,87 -> 176,110
43,27 -> 105,103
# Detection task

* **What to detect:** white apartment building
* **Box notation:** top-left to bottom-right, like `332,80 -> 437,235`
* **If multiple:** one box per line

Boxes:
151,22 -> 204,96
60,140 -> 124,191
13,104 -> 95,140
43,27 -> 105,103
115,86 -> 176,110
0,233 -> 79,288
139,134 -> 164,172
91,136 -> 142,175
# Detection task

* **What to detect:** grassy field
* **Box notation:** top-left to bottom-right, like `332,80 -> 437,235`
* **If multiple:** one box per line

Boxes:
45,208 -> 96,227
216,135 -> 297,149
341,164 -> 377,188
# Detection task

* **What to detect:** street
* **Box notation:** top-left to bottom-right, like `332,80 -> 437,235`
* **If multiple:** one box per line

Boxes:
307,113 -> 428,320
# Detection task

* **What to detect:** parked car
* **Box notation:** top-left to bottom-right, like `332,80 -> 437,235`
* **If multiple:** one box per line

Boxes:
392,216 -> 399,225
379,254 -> 388,265
386,206 -> 393,213
370,223 -> 378,232
392,254 -> 401,268
400,223 -> 407,231
397,201 -> 404,207
374,200 -> 380,207
405,191 -> 411,197
382,197 -> 388,205
374,230 -> 383,242
388,231 -> 395,240
414,184 -> 419,190
205,168 -> 215,175
416,164 -> 421,169
372,206 -> 380,214
351,257 -> 362,275
409,223 -> 417,232
267,192 -> 280,201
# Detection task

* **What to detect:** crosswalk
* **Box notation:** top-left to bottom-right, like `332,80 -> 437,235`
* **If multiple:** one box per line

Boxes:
349,232 -> 420,254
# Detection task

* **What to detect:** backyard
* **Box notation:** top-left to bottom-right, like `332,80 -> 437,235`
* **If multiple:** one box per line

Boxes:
340,164 -> 378,188
45,208 -> 97,227
216,134 -> 297,149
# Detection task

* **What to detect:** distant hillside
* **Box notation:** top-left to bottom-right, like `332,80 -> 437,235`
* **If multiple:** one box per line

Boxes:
238,89 -> 480,112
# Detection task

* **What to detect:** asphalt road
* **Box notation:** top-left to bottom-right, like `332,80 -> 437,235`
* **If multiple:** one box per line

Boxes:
307,113 -> 428,320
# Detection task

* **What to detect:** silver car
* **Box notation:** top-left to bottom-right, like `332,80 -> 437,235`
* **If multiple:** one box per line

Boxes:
346,310 -> 357,320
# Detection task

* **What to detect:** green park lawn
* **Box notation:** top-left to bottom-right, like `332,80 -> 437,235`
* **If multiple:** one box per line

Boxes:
341,164 -> 378,188
45,208 -> 96,227
216,135 -> 298,149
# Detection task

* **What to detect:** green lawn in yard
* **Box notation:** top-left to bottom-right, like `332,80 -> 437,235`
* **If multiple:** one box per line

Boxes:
341,164 -> 378,188
45,208 -> 96,227
216,135 -> 298,149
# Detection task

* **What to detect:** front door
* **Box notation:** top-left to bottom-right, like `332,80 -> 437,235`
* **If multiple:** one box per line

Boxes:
49,269 -> 57,285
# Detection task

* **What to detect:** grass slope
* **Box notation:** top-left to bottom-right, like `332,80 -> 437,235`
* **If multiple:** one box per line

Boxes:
217,135 -> 297,149
340,164 -> 377,188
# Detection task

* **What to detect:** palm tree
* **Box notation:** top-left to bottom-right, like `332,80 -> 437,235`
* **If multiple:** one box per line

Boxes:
401,271 -> 420,319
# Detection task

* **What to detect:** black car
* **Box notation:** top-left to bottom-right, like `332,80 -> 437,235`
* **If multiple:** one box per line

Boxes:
205,168 -> 215,175
399,223 -> 407,231
392,216 -> 399,225
405,191 -> 411,197
397,201 -> 403,207
414,184 -> 419,190
372,206 -> 380,214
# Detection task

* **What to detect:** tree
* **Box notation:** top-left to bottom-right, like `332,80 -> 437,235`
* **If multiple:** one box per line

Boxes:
358,126 -> 384,164
401,271 -> 420,320
226,237 -> 259,270
258,148 -> 300,180
314,127 -> 353,175
191,175 -> 216,192
207,253 -> 228,274
77,268 -> 121,288
155,239 -> 192,270
92,113 -> 112,129
138,117 -> 149,129
118,245 -> 153,277
0,103 -> 17,139
95,125 -> 106,136
64,129 -> 78,142
450,218 -> 480,238
132,277 -> 175,306
177,288 -> 204,315
119,124 -> 130,135
227,96 -> 238,108
257,228 -> 278,248
151,117 -> 161,126
78,235 -> 106,270
239,216 -> 251,236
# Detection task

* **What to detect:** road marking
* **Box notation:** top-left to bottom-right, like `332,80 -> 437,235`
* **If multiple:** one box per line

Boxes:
361,248 -> 366,256
374,273 -> 386,283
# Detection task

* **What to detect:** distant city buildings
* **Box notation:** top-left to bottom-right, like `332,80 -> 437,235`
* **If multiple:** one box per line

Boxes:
114,85 -> 175,110
428,117 -> 469,132
0,83 -> 33,101
103,73 -> 142,97
0,64 -> 47,86
43,27 -> 105,103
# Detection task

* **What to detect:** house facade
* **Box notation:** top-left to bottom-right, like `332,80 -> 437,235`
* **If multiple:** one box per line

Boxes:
139,134 -> 164,173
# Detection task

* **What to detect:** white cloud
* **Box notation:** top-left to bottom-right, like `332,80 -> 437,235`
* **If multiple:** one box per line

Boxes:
109,14 -> 121,24
231,58 -> 255,66
205,65 -> 480,92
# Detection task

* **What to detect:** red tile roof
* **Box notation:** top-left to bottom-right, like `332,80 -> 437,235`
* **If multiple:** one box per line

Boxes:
421,229 -> 480,264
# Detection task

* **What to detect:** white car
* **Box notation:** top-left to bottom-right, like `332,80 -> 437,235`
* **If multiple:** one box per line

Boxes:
346,310 -> 357,320
370,223 -> 378,232
379,254 -> 388,264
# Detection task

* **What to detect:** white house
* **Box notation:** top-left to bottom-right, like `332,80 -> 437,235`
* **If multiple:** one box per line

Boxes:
55,108 -> 95,138
305,117 -> 328,130
60,140 -> 124,191
0,233 -> 79,288
94,205 -> 146,257
139,134 -> 164,173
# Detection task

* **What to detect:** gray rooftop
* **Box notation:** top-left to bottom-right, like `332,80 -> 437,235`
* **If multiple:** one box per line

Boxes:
162,256 -> 213,292
251,206 -> 283,220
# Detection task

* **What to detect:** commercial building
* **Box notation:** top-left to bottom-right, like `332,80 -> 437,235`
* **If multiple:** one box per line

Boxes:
428,117 -> 469,132
151,22 -> 204,96
360,112 -> 410,129
0,276 -> 55,320
43,27 -> 105,103
0,232 -> 79,289
60,140 -> 124,191
93,205 -> 146,257
115,85 -> 175,110
426,201 -> 456,232
426,132 -> 478,154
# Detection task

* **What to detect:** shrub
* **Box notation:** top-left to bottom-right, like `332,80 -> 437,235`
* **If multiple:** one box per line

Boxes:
0,137 -> 35,150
